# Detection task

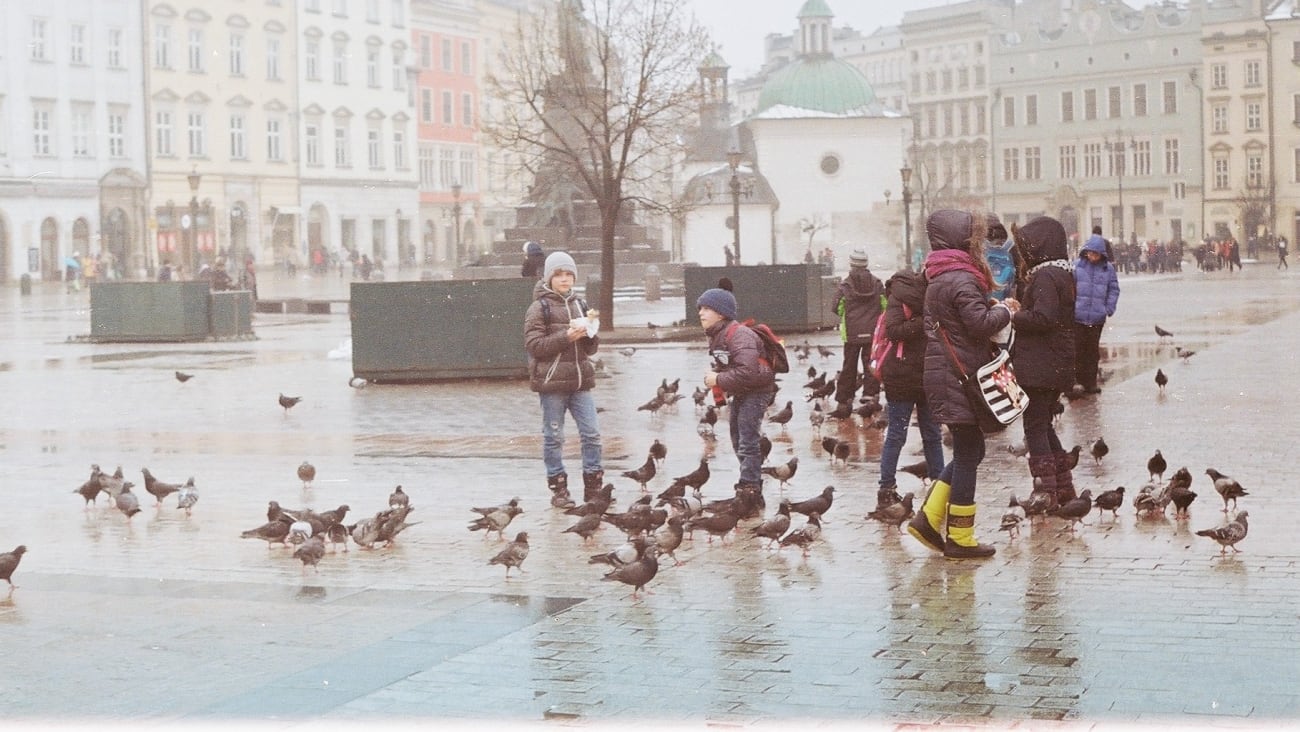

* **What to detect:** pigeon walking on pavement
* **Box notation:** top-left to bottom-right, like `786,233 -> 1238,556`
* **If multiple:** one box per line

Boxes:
0,545 -> 27,590
1047,489 -> 1093,533
175,477 -> 199,516
1147,451 -> 1167,482
761,457 -> 799,490
279,393 -> 303,414
1093,486 -> 1125,519
489,532 -> 530,578
1155,369 -> 1168,392
141,467 -> 181,507
1196,511 -> 1249,556
866,492 -> 915,531
1090,437 -> 1109,465
600,547 -> 659,600
297,461 -> 316,489
1205,468 -> 1248,512
751,500 -> 792,549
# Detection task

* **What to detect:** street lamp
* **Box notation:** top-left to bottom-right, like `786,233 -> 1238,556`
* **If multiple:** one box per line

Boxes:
450,181 -> 462,260
187,166 -> 201,272
727,148 -> 743,264
1104,132 -> 1132,240
900,164 -> 914,270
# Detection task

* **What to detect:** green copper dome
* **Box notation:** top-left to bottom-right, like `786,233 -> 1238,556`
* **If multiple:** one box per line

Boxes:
756,56 -> 877,115
797,0 -> 834,19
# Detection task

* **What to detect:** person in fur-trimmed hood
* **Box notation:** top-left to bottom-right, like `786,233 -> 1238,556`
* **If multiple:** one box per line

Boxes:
1009,216 -> 1077,507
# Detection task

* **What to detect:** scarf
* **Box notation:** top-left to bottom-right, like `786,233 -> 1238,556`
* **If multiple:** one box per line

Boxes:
1028,259 -> 1074,277
925,249 -> 991,291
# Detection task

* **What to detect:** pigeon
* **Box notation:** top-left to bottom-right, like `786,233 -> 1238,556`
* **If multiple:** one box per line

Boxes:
602,497 -> 657,536
999,511 -> 1024,539
1093,487 -> 1125,518
140,467 -> 181,507
1133,483 -> 1160,516
563,513 -> 604,543
805,365 -> 818,380
266,500 -> 288,522
468,504 -> 522,540
649,439 -> 668,466
761,457 -> 799,490
698,405 -> 718,435
317,504 -> 351,527
0,546 -> 27,590
1155,369 -> 1168,392
601,546 -> 659,599
588,534 -> 649,568
702,483 -> 764,521
752,500 -> 793,548
1154,324 -> 1174,340
349,512 -> 384,549
854,400 -> 883,419
471,497 -> 520,517
1090,437 -> 1108,465
1062,445 -> 1083,470
1176,347 -> 1196,362
293,535 -> 326,574
1147,451 -> 1167,482
1010,486 -> 1057,520
898,459 -> 930,483
1156,468 -> 1193,515
866,492 -> 915,531
1196,511 -> 1249,556
279,393 -> 303,413
767,400 -> 794,430
654,515 -> 685,565
691,386 -> 708,409
174,370 -> 194,383
1047,489 -> 1093,532
389,485 -> 410,509
73,467 -> 105,507
489,532 -> 530,578
297,461 -> 316,489
671,459 -> 711,492
241,520 -> 292,548
808,401 -> 825,432
621,454 -> 657,490
566,483 -> 615,517
618,347 -> 637,357
97,466 -> 127,500
778,512 -> 823,556
325,522 -> 350,552
663,377 -> 680,395
683,509 -> 739,544
1170,480 -> 1198,518
788,485 -> 834,519
115,482 -> 142,520
1205,468 -> 1247,512
808,380 -> 836,401
760,435 -> 773,463
376,505 -> 419,546
637,394 -> 666,417
175,477 -> 199,516
817,344 -> 835,359
832,440 -> 851,466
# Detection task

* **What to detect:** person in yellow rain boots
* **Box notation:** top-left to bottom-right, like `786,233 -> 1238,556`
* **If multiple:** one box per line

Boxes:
906,210 -> 1017,559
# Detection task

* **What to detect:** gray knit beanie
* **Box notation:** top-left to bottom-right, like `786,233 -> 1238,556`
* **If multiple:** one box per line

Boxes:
543,251 -> 577,282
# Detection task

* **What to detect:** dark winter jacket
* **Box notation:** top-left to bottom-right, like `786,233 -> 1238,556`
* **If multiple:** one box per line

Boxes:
521,242 -> 546,279
880,270 -> 928,402
834,268 -> 885,344
922,259 -> 1012,426
1010,216 -> 1076,391
523,281 -> 599,393
705,319 -> 777,396
1074,236 -> 1120,326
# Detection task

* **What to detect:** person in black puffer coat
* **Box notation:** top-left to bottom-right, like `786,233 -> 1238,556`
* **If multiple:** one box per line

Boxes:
830,248 -> 885,417
907,209 -> 1018,559
877,269 -> 945,503
1009,216 -> 1077,505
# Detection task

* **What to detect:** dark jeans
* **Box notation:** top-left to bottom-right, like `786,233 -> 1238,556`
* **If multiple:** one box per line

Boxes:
1074,322 -> 1104,389
834,341 -> 879,404
937,423 -> 985,505
1022,387 -> 1065,459
729,391 -> 774,485
879,398 -> 945,489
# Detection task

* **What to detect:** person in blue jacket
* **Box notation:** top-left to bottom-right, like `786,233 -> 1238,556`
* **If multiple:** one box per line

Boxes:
1073,233 -> 1120,394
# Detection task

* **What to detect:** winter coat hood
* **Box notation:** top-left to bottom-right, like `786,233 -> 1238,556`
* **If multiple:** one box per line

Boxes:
926,209 -> 976,252
1081,234 -> 1109,258
1014,216 -> 1069,268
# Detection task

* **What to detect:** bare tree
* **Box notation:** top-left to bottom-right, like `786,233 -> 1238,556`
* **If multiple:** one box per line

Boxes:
485,0 -> 708,329
1233,181 -> 1274,241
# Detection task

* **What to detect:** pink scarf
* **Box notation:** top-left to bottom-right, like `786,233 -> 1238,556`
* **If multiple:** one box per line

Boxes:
924,249 -> 991,291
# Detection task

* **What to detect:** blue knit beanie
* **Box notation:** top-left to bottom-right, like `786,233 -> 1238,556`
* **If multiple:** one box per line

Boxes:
696,288 -> 737,320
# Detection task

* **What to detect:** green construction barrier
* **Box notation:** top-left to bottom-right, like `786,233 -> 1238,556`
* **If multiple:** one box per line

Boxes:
683,264 -> 839,331
89,281 -> 211,342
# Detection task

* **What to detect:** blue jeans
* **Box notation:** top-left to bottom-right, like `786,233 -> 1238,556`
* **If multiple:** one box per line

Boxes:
729,391 -> 774,484
540,390 -> 602,478
937,423 -> 985,505
879,399 -> 946,489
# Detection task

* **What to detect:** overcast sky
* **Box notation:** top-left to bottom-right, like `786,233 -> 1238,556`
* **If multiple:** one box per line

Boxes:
686,0 -> 953,77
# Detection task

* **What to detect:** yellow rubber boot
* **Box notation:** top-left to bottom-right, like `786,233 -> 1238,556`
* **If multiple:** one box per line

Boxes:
943,503 -> 995,559
906,479 -> 950,552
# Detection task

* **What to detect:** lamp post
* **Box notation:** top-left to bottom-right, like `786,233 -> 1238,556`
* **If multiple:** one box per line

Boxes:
186,166 -> 201,272
1104,132 -> 1131,240
451,181 -> 462,261
900,164 -> 914,270
727,149 -> 743,264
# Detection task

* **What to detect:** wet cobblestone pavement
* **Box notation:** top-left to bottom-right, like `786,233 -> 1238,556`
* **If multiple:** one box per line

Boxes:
1,266 -> 1299,729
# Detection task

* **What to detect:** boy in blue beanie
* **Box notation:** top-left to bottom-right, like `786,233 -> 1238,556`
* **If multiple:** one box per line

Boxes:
698,287 -> 777,495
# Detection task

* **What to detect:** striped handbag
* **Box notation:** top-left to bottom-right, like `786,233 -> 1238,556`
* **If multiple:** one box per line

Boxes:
937,325 -> 1027,433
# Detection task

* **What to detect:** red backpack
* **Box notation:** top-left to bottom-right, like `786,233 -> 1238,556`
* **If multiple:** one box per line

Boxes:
724,320 -> 790,374
868,303 -> 911,381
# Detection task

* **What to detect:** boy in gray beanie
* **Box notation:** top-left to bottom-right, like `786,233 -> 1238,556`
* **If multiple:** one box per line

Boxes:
830,247 -> 884,418
524,250 -> 603,504
698,287 -> 776,497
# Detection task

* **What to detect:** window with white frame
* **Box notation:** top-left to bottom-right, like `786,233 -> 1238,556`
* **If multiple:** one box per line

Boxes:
1246,100 -> 1262,132
441,90 -> 453,125
32,106 -> 52,155
1133,83 -> 1147,116
1025,146 -> 1041,180
1083,142 -> 1102,177
306,40 -> 320,80
1025,94 -> 1037,126
155,109 -> 173,155
230,34 -> 244,75
1213,157 -> 1229,189
942,105 -> 952,136
1084,88 -> 1097,120
1107,86 -> 1120,118
441,39 -> 453,71
439,148 -> 455,188
107,109 -> 126,157
959,105 -> 969,135
975,103 -> 985,134
31,18 -> 49,61
1212,103 -> 1228,134
461,41 -> 472,74
1002,147 -> 1019,181
188,29 -> 204,72
461,93 -> 473,126
70,24 -> 87,64
334,124 -> 349,166
305,123 -> 320,165
1132,139 -> 1150,176
367,127 -> 382,168
1210,63 -> 1227,89
419,143 -> 435,187
267,37 -> 281,80
1294,149 -> 1300,183
108,28 -> 123,67
1061,90 -> 1074,122
391,0 -> 405,26
420,89 -> 432,123
333,41 -> 347,83
267,118 -> 283,161
420,36 -> 431,68
459,149 -> 475,189
187,111 -> 205,156
392,48 -> 405,89
1163,81 -> 1177,114
1002,96 -> 1014,127
1164,139 -> 1180,174
154,24 -> 171,67
1059,144 -> 1076,179
71,106 -> 92,157
1245,60 -> 1261,87
393,128 -> 406,168
367,47 -> 380,86
230,113 -> 246,159
367,0 -> 380,22
1247,154 -> 1263,187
